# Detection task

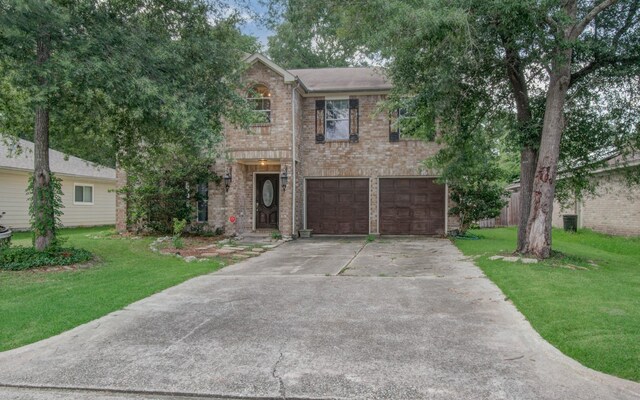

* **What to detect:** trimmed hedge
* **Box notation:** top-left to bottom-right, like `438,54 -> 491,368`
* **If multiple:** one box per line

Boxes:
0,246 -> 93,271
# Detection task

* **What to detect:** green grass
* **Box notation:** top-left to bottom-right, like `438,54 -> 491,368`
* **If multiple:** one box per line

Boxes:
454,227 -> 640,382
0,226 -> 223,352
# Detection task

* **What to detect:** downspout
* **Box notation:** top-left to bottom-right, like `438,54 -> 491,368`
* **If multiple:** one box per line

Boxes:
291,80 -> 300,237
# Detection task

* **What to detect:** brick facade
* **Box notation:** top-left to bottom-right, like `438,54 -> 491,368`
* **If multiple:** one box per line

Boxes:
551,169 -> 640,236
115,55 -> 456,237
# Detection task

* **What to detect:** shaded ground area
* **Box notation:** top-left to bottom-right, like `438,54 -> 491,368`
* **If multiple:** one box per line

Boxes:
1,237 -> 639,399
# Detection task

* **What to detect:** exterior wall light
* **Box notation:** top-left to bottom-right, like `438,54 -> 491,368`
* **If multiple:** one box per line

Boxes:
280,166 -> 288,191
223,168 -> 232,192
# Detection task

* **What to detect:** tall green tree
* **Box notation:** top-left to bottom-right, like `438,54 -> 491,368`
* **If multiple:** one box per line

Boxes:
267,0 -> 640,258
0,0 -> 252,250
265,2 -> 361,68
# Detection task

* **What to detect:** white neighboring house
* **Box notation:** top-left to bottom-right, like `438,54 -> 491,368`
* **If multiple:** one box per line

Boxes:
0,139 -> 116,230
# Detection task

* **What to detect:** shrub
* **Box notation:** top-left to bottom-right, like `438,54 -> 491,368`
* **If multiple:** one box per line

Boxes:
271,230 -> 283,240
172,218 -> 187,249
122,145 -> 219,234
0,246 -> 93,271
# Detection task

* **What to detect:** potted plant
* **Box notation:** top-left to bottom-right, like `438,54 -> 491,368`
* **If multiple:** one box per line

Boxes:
0,211 -> 12,248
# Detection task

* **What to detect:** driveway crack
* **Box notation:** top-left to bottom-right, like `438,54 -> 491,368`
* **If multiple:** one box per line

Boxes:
271,340 -> 288,399
336,241 -> 368,276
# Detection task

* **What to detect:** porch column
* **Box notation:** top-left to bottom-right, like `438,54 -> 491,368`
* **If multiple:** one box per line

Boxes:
279,160 -> 294,238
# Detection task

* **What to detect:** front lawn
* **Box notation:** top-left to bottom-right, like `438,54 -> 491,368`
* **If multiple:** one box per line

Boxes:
0,227 -> 224,352
454,227 -> 640,382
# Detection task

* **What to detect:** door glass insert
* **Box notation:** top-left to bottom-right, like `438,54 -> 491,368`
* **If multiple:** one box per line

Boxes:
263,180 -> 274,207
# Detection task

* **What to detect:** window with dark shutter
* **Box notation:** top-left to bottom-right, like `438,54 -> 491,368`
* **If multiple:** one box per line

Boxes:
315,99 -> 325,143
349,99 -> 359,143
389,109 -> 400,142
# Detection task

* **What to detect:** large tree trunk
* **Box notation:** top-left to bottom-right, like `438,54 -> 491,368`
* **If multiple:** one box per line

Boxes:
502,42 -> 537,252
517,147 -> 537,252
524,52 -> 573,258
33,32 -> 54,251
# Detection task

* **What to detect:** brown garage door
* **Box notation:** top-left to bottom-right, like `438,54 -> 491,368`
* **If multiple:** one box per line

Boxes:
379,178 -> 445,235
306,179 -> 369,234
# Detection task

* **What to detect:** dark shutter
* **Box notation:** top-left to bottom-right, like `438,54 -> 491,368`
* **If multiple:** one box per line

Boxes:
349,98 -> 359,143
389,109 -> 400,142
315,99 -> 325,143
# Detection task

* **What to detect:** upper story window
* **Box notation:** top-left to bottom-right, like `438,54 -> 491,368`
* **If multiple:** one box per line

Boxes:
248,84 -> 271,123
315,98 -> 359,143
325,99 -> 349,141
389,105 -> 419,142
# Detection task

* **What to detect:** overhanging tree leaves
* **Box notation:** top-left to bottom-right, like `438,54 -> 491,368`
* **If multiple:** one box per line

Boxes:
0,0 -> 252,250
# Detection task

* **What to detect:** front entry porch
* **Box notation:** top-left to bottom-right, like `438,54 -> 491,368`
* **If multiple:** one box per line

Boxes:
213,157 -> 295,238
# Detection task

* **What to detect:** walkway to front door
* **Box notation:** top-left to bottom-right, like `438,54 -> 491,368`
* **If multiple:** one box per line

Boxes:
255,173 -> 279,230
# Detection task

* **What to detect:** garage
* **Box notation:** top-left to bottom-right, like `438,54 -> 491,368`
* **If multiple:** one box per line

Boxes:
379,178 -> 445,235
306,179 -> 369,234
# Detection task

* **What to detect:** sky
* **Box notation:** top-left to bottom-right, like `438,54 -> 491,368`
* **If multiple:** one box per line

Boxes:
230,0 -> 275,50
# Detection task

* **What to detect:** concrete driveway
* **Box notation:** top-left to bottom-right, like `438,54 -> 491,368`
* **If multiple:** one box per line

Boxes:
1,238 -> 639,400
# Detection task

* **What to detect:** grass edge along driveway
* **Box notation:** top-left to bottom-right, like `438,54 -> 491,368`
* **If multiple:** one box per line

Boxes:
0,226 -> 224,352
454,227 -> 640,382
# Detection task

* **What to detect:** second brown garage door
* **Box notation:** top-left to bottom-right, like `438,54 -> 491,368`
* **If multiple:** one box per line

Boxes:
379,178 -> 445,235
306,179 -> 369,234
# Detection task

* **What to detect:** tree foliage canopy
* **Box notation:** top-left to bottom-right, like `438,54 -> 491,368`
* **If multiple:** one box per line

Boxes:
0,0 -> 256,168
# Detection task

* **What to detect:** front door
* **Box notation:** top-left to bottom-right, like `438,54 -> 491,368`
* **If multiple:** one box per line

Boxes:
256,174 -> 279,229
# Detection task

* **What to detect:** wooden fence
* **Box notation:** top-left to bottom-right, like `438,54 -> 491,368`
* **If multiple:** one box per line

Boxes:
477,191 -> 520,228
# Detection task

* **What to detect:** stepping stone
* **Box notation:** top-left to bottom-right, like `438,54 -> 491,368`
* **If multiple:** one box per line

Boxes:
217,249 -> 236,255
250,248 -> 265,253
502,256 -> 520,262
521,258 -> 538,264
263,244 -> 278,249
223,246 -> 247,251
245,251 -> 263,256
233,254 -> 250,259
489,255 -> 504,260
200,253 -> 218,258
195,244 -> 217,250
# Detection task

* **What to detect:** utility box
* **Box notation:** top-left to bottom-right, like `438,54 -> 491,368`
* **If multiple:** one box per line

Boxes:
563,214 -> 578,232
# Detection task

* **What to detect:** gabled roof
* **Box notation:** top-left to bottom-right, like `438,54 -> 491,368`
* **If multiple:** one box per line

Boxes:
288,67 -> 392,93
243,53 -> 297,83
243,53 -> 392,93
0,139 -> 116,180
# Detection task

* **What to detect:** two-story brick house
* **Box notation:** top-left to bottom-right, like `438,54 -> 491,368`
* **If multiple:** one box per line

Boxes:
210,52 -> 458,239
116,53 -> 455,237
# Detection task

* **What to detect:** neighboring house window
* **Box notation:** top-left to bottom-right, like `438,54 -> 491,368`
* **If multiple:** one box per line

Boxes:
197,182 -> 208,222
74,184 -> 93,205
316,98 -> 359,143
249,84 -> 271,123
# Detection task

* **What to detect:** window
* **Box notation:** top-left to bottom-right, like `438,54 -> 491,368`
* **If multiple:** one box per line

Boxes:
248,84 -> 271,123
74,184 -> 93,205
315,98 -> 359,143
325,99 -> 350,141
197,183 -> 208,222
389,107 -> 416,142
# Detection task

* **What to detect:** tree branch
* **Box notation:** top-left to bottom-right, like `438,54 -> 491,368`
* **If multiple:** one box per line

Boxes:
570,56 -> 640,88
570,0 -> 619,40
613,1 -> 639,47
